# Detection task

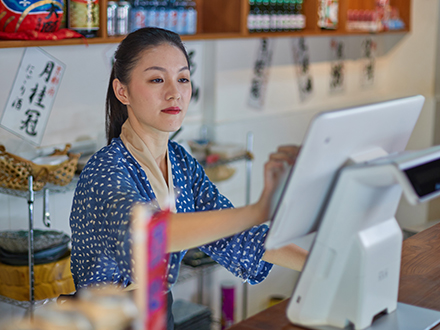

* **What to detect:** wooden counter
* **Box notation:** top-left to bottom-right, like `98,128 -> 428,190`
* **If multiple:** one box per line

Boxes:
229,223 -> 440,330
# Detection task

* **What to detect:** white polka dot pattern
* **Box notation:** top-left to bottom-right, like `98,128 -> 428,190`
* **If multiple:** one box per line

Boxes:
70,138 -> 273,290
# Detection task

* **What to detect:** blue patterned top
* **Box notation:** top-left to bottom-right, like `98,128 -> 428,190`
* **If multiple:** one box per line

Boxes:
70,138 -> 273,290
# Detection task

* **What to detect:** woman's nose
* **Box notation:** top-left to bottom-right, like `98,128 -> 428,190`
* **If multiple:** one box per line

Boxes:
166,82 -> 181,100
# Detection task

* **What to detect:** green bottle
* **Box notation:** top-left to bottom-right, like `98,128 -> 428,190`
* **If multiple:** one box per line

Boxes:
262,0 -> 270,32
255,0 -> 263,33
248,0 -> 256,33
269,0 -> 277,32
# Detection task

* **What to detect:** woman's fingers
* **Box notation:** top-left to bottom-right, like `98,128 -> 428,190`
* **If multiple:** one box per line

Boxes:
269,145 -> 301,165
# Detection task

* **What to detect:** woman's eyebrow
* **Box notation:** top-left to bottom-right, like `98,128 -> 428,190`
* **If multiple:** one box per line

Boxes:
144,66 -> 190,72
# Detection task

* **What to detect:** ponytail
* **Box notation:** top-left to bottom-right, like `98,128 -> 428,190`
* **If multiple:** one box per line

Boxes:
105,67 -> 128,145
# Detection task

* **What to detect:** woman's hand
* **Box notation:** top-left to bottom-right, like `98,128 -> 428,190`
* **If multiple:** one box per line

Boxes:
257,145 -> 301,222
166,145 -> 300,252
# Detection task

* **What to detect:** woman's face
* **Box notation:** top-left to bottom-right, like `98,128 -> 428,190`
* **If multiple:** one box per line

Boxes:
115,43 -> 192,135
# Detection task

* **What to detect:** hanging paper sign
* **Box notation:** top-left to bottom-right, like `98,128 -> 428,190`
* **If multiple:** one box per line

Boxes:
186,43 -> 202,107
361,37 -> 376,87
292,37 -> 313,102
329,38 -> 345,93
248,38 -> 274,110
1,47 -> 65,146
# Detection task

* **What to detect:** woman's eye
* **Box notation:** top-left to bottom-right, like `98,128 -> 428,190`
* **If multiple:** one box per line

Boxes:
179,78 -> 190,83
151,78 -> 163,83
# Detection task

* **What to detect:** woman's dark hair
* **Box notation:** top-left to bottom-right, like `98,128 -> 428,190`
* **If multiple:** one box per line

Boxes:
105,27 -> 190,145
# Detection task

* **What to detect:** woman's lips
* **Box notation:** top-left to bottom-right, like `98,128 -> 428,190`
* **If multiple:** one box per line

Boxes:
161,107 -> 181,115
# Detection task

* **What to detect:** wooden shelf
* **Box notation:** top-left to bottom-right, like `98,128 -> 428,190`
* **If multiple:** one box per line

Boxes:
0,0 -> 410,49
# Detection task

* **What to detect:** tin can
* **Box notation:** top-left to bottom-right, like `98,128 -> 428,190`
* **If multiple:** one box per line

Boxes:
107,1 -> 118,36
117,1 -> 131,35
69,0 -> 100,38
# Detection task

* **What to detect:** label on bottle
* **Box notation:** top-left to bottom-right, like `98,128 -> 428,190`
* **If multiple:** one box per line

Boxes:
166,8 -> 178,32
69,0 -> 99,31
130,8 -> 147,33
255,13 -> 263,31
247,13 -> 256,31
270,14 -> 277,30
262,14 -> 270,30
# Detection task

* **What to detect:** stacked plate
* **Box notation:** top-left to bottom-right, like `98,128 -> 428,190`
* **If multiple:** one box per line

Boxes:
0,229 -> 70,265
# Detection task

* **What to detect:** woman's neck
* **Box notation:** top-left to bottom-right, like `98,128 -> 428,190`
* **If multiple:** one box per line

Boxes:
127,118 -> 168,169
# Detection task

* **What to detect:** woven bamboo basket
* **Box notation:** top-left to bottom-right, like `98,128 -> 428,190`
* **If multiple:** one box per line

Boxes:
0,144 -> 80,191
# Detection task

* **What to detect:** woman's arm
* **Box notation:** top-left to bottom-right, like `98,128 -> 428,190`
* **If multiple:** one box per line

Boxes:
167,202 -> 266,252
262,243 -> 308,272
167,145 -> 300,253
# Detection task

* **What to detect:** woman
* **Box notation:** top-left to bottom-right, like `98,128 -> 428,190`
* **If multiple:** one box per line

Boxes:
70,27 -> 307,328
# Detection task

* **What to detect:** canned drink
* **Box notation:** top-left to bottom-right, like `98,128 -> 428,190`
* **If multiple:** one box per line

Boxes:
107,1 -> 118,36
117,1 -> 131,35
69,0 -> 99,37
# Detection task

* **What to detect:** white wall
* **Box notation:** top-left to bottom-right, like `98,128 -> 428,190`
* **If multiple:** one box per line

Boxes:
0,0 -> 439,324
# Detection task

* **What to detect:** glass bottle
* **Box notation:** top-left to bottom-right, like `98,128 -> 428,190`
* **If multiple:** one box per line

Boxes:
176,0 -> 187,34
185,0 -> 197,35
248,0 -> 256,33
254,0 -> 263,33
269,0 -> 277,32
261,0 -> 270,32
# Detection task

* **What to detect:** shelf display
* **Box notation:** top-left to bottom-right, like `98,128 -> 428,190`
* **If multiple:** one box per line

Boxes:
0,0 -> 410,48
248,0 -> 306,33
346,0 -> 406,32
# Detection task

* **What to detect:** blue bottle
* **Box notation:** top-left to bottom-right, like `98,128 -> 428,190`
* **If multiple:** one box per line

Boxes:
147,0 -> 158,27
157,0 -> 168,29
176,0 -> 187,34
185,0 -> 197,35
166,0 -> 178,32
130,0 -> 148,32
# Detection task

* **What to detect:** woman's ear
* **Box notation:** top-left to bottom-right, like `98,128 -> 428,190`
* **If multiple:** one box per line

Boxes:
113,78 -> 129,105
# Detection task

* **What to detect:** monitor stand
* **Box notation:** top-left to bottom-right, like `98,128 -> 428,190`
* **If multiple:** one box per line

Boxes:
303,303 -> 440,330
286,159 -> 440,330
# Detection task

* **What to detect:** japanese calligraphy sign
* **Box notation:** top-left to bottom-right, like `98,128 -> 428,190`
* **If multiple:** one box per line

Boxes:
1,47 -> 65,146
248,38 -> 274,110
184,41 -> 203,116
329,38 -> 345,93
292,37 -> 313,102
361,37 -> 376,87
